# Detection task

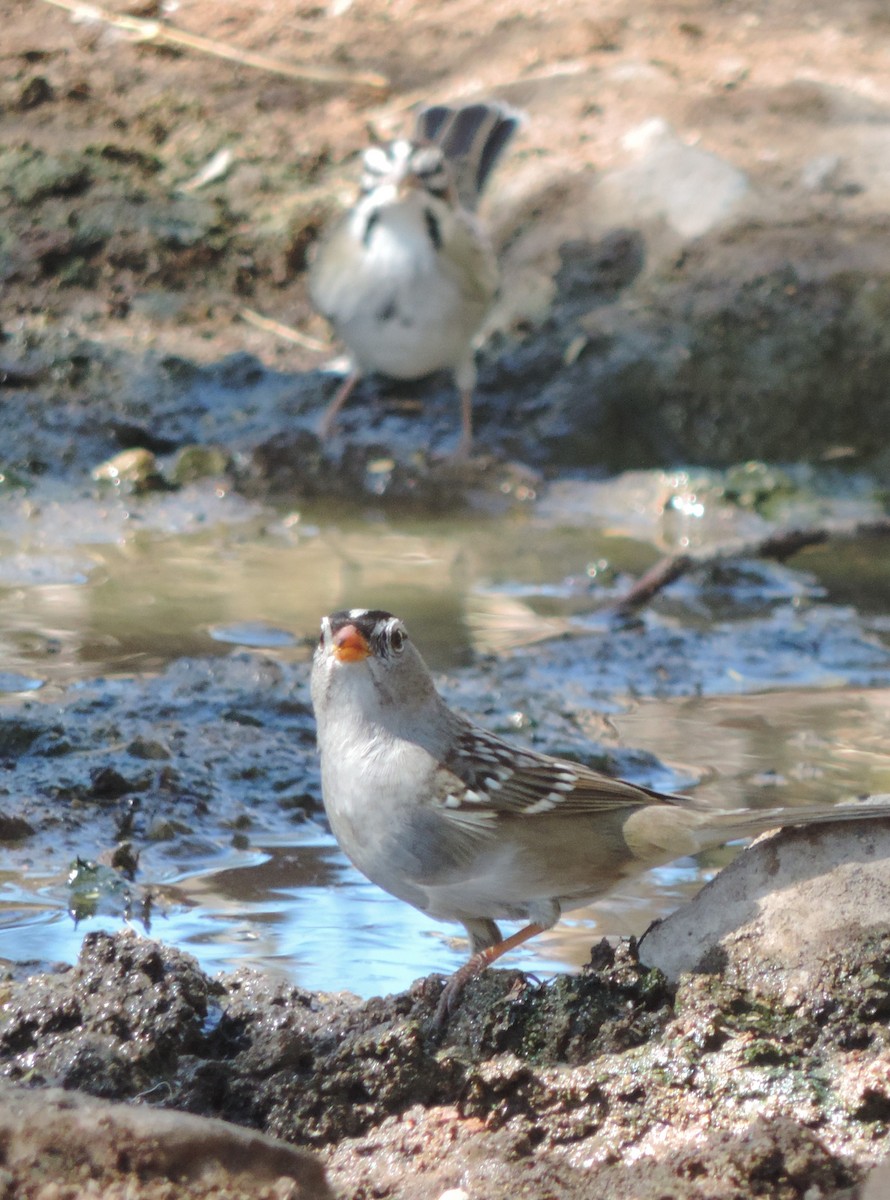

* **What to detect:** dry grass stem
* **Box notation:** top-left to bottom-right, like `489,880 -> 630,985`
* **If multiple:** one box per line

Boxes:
42,0 -> 389,90
240,308 -> 329,352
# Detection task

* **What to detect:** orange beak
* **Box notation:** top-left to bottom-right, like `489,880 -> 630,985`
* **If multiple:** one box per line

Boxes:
332,624 -> 371,663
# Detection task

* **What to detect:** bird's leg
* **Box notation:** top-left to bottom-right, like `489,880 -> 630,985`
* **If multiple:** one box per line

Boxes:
452,384 -> 474,460
318,370 -> 360,439
433,921 -> 546,1027
448,358 -> 477,461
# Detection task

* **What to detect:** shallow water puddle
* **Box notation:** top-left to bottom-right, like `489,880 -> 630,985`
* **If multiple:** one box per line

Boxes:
3,686 -> 888,995
0,486 -> 652,685
1,475 -> 889,994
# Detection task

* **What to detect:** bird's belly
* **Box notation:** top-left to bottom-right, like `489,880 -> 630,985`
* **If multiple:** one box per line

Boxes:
320,754 -> 454,915
328,822 -> 421,910
332,258 -> 484,380
421,819 -> 642,924
342,316 -> 458,379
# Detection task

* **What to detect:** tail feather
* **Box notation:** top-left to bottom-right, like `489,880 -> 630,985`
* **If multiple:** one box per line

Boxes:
473,113 -> 521,198
698,794 -> 890,849
415,104 -> 452,145
414,101 -> 522,209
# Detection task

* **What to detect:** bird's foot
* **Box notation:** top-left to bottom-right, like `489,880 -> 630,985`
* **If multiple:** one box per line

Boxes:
430,920 -> 547,1031
431,957 -> 485,1030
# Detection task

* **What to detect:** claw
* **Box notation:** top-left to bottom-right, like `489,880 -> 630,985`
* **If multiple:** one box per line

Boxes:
430,920 -> 547,1031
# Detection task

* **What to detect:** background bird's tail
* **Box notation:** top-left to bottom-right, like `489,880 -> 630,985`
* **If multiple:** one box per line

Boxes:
415,101 -> 522,209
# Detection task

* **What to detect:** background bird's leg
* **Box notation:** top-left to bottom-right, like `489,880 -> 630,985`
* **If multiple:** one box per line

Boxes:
454,384 -> 474,459
319,370 -> 360,439
433,921 -> 546,1027
451,357 -> 477,459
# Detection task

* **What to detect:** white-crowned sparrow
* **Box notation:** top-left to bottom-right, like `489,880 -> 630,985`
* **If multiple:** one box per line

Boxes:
309,102 -> 521,458
311,608 -> 889,1018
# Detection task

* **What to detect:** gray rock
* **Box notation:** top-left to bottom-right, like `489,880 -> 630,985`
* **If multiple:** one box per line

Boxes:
638,814 -> 890,1000
594,119 -> 751,240
861,1161 -> 890,1200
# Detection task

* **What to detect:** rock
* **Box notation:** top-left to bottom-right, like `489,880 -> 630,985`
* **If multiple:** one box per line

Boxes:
517,223 -> 890,467
92,447 -> 166,493
170,443 -> 232,484
862,1161 -> 890,1200
596,119 -> 751,239
0,146 -> 91,205
638,816 -> 890,998
0,811 -> 35,839
0,1079 -> 334,1199
16,76 -> 55,111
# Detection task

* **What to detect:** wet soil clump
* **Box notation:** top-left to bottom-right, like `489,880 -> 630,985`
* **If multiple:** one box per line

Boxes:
2,925 -> 889,1198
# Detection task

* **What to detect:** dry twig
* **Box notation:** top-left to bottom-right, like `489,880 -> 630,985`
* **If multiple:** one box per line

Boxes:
613,519 -> 890,616
239,308 -> 329,353
42,0 -> 389,90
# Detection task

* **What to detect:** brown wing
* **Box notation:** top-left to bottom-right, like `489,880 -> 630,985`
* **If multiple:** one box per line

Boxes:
434,719 -> 684,822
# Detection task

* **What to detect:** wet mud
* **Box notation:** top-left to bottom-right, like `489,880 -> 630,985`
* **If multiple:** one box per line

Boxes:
2,922 -> 889,1198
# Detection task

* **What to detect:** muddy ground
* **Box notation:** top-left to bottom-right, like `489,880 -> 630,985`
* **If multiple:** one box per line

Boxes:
2,909 -> 890,1199
4,0 -> 890,491
3,0 -> 890,1196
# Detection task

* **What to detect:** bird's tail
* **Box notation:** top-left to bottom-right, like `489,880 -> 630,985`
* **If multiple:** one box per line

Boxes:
696,793 -> 890,849
415,102 -> 522,209
623,792 -> 890,869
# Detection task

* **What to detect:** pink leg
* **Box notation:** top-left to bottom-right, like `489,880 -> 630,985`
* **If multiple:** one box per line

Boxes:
452,385 -> 474,460
318,371 -> 359,439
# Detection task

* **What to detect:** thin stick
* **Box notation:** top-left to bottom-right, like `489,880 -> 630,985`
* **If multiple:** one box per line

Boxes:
42,0 -> 389,90
612,554 -> 694,616
613,518 -> 890,616
239,308 -> 329,352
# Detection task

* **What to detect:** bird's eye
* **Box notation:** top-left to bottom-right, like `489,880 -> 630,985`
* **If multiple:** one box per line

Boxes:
389,627 -> 405,654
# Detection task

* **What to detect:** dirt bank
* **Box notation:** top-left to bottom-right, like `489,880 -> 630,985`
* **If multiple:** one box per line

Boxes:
4,0 -> 890,497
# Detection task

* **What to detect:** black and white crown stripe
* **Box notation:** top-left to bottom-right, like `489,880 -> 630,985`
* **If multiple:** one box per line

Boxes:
360,141 -> 451,197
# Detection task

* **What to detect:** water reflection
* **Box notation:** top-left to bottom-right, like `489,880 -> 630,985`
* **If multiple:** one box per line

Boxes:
611,688 -> 890,812
0,473 -> 884,687
0,496 -> 637,683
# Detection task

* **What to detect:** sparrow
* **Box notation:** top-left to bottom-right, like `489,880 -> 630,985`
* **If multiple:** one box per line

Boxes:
309,102 -> 521,458
310,608 -> 890,1020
